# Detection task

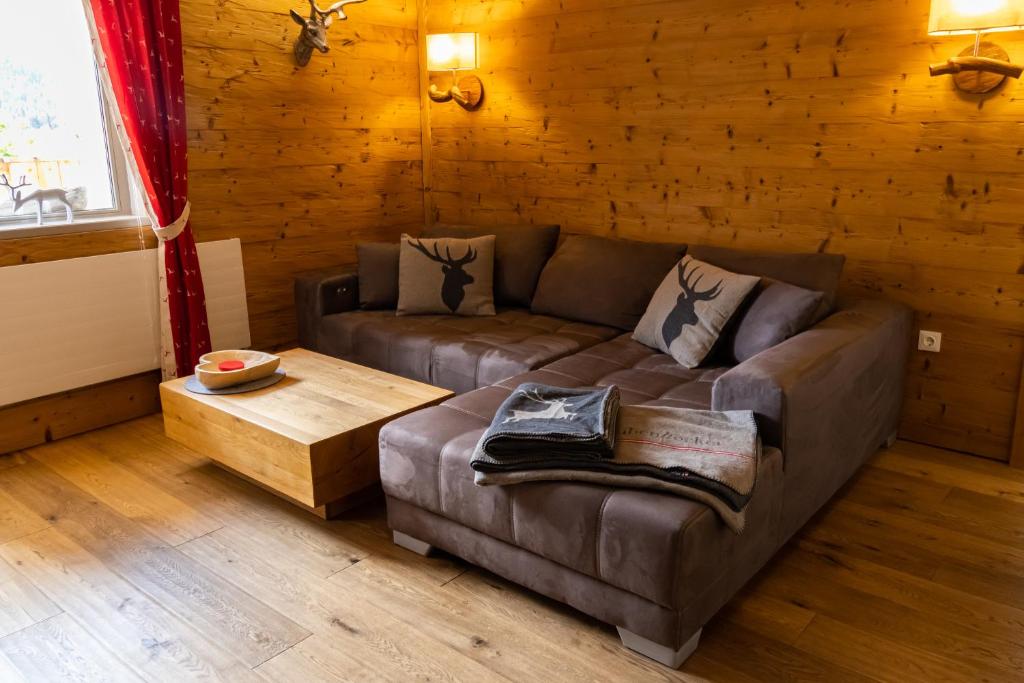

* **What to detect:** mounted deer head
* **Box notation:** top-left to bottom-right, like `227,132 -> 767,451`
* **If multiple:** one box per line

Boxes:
290,0 -> 365,67
661,260 -> 723,348
405,237 -> 478,313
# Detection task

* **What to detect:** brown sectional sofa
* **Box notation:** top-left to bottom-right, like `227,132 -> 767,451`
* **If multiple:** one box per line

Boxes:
295,233 -> 911,668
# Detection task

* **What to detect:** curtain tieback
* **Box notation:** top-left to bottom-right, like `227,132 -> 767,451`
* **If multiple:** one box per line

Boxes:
153,201 -> 191,242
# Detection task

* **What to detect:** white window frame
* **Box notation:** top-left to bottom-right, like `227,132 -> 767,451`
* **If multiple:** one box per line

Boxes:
0,69 -> 147,241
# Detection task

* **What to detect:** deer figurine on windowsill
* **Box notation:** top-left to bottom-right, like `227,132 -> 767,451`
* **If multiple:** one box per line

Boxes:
290,0 -> 366,67
1,174 -> 74,226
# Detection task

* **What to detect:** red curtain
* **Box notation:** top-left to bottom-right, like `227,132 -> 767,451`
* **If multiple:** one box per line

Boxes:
88,0 -> 211,377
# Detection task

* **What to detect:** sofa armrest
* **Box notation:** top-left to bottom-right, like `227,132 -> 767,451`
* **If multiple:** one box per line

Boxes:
294,265 -> 359,349
712,299 -> 911,532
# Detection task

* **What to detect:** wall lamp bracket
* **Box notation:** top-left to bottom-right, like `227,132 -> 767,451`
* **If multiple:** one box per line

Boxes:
428,71 -> 484,110
927,2 -> 1024,94
929,34 -> 1023,93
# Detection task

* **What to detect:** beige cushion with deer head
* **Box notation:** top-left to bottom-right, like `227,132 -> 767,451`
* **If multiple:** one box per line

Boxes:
633,256 -> 760,368
398,234 -> 496,316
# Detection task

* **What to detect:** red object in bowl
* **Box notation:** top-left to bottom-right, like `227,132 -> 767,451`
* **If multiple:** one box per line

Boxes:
218,360 -> 245,371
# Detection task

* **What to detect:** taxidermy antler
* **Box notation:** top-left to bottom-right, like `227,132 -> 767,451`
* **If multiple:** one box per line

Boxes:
290,0 -> 366,67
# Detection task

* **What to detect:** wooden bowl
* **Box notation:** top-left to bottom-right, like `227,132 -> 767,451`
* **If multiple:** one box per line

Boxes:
195,350 -> 281,390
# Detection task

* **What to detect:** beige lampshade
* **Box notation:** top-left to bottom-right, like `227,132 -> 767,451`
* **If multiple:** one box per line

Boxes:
426,33 -> 478,71
929,0 -> 1024,35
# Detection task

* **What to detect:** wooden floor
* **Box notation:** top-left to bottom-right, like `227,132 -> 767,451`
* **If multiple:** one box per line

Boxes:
0,416 -> 1022,682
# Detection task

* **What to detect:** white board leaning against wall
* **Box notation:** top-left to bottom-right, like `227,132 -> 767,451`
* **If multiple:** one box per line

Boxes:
0,238 -> 250,407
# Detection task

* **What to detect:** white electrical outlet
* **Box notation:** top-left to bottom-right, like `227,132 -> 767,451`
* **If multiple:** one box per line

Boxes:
918,330 -> 942,353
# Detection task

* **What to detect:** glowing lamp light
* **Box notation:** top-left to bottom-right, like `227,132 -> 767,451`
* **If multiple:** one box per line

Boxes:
929,0 -> 1024,34
426,33 -> 478,71
928,0 -> 1024,93
426,33 -> 483,110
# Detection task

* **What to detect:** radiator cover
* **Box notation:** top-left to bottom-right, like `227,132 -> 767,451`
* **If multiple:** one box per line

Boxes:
0,238 -> 250,407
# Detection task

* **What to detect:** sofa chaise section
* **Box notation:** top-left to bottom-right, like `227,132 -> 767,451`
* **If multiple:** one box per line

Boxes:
378,298 -> 911,667
379,337 -> 786,661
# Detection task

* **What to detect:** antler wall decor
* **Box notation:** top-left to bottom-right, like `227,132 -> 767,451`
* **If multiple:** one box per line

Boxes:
290,0 -> 366,67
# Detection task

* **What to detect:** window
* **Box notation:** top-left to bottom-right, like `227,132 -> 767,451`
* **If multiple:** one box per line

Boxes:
0,0 -> 139,236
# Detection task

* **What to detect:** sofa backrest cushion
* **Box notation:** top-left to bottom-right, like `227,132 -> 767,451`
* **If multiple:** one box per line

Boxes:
422,223 -> 560,307
633,256 -> 760,368
687,245 -> 845,322
531,235 -> 687,330
356,242 -> 400,309
720,278 -> 825,364
398,234 -> 497,316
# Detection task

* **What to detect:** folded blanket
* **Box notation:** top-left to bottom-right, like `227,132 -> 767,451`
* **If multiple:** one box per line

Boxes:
616,406 -> 759,498
477,383 -> 620,461
473,405 -> 760,533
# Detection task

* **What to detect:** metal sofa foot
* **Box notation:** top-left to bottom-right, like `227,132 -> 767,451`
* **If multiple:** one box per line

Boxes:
393,530 -> 434,556
883,431 -> 898,448
617,627 -> 702,669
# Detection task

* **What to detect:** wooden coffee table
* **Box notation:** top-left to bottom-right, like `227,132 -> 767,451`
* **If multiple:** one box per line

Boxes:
159,348 -> 453,518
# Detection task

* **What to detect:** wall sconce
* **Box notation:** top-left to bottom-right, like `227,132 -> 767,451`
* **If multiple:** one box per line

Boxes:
928,0 -> 1024,93
426,33 -> 483,110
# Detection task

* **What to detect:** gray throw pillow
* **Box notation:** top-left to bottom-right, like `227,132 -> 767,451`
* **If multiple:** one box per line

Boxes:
356,242 -> 399,309
422,224 -> 560,307
633,256 -> 760,368
397,234 -> 496,316
531,235 -> 687,330
722,279 -> 825,364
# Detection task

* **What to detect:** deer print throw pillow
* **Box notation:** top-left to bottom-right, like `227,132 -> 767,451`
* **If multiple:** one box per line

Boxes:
633,256 -> 760,368
397,234 -> 496,316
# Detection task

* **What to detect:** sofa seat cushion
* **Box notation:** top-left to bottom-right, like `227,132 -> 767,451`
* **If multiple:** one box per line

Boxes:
529,334 -> 729,407
379,336 -> 784,609
316,309 -> 619,393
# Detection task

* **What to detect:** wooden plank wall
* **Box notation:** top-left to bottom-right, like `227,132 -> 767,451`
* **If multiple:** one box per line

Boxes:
422,0 -> 1024,461
181,0 -> 423,349
0,228 -> 153,267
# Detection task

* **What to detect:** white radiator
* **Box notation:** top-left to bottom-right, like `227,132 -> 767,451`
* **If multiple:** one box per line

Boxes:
0,238 -> 250,407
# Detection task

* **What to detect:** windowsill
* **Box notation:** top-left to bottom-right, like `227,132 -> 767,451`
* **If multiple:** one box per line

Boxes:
0,214 -> 150,240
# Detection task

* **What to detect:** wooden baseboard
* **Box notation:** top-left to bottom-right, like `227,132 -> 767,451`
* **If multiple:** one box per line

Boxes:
0,371 -> 161,455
